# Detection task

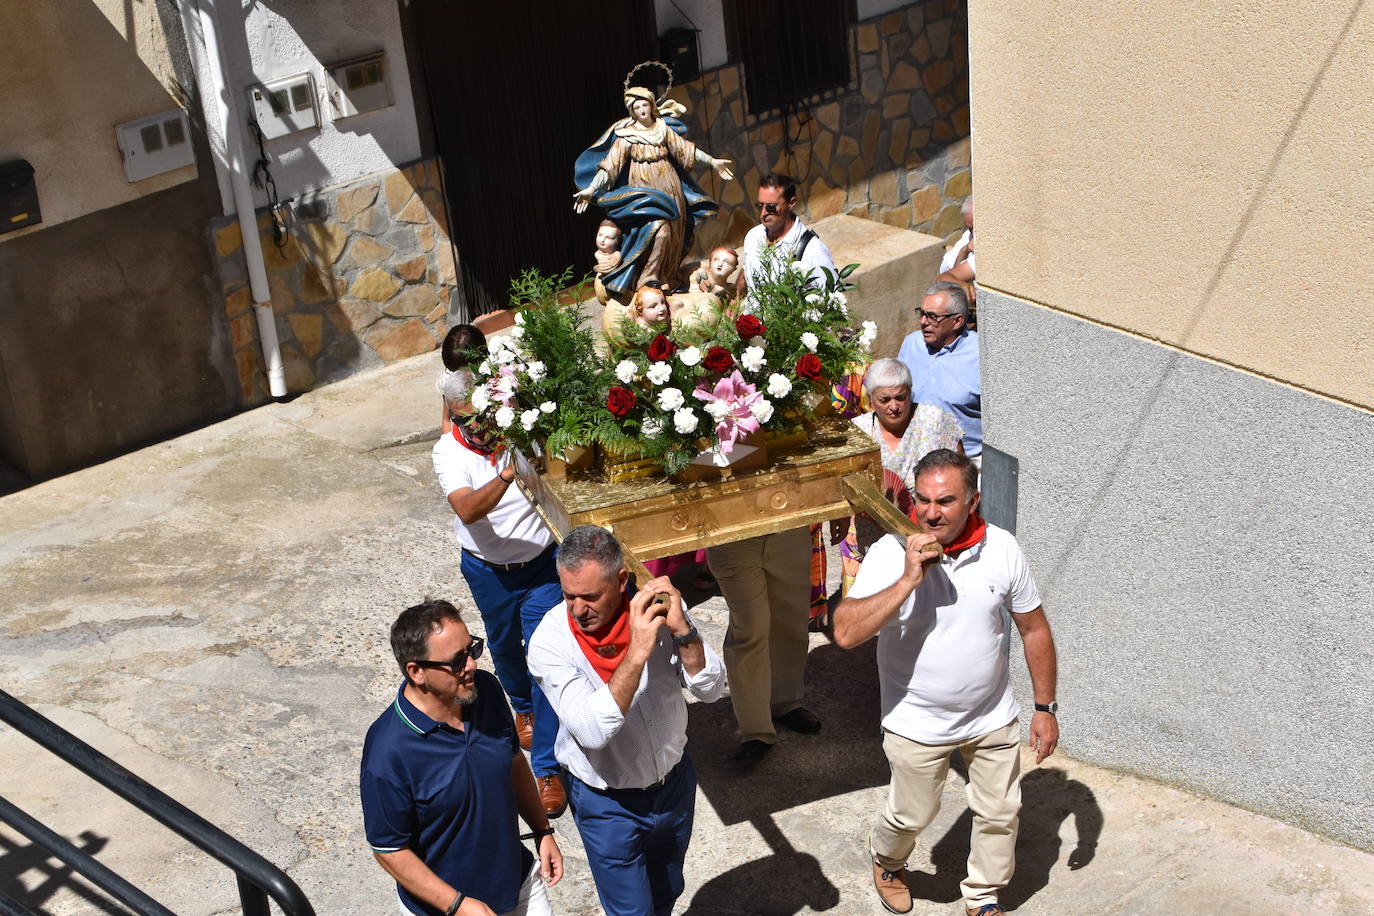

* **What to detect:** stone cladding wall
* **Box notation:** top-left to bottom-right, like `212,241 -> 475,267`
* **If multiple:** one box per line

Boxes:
668,0 -> 971,259
210,157 -> 456,404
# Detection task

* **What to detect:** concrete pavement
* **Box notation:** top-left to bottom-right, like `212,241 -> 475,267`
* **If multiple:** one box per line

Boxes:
1,352 -> 1371,915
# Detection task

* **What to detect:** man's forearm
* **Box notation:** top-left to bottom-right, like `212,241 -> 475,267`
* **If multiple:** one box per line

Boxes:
833,581 -> 912,648
447,473 -> 511,524
510,754 -> 550,832
1022,626 -> 1058,703
607,651 -> 649,715
374,848 -> 461,913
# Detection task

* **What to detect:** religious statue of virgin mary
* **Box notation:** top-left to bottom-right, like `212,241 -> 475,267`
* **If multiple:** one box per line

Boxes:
573,63 -> 734,298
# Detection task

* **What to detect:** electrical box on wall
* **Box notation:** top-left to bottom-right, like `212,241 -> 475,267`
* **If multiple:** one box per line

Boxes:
660,28 -> 701,84
1,160 -> 41,234
326,52 -> 392,120
116,109 -> 194,183
248,73 -> 319,139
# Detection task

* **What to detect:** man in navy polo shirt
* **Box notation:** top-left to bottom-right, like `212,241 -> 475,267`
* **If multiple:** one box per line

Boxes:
362,599 -> 563,916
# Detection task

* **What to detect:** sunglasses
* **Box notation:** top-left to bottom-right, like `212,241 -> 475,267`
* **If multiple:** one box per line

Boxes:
756,201 -> 781,214
409,636 -> 485,674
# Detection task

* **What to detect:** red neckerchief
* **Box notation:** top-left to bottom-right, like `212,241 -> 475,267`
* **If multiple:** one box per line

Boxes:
943,512 -> 987,556
569,599 -> 631,683
451,424 -> 503,467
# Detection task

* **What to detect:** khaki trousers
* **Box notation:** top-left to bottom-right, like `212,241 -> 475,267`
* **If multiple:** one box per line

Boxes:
706,528 -> 812,743
870,719 -> 1021,909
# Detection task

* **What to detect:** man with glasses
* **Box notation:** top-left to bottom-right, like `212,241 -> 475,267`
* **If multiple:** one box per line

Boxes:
897,282 -> 982,466
738,172 -> 836,294
361,599 -> 564,915
433,370 -> 567,817
528,525 -> 725,916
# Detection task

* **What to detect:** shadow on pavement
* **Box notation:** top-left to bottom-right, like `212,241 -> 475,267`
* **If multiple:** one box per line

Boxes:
907,765 -> 1104,910
682,639 -> 889,914
0,828 -> 131,915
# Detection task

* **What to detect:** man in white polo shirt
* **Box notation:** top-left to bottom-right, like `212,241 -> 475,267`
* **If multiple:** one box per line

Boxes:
738,172 -> 836,294
433,370 -> 566,817
833,448 -> 1060,916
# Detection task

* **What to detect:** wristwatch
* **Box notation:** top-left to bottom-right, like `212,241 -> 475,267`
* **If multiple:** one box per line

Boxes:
1034,701 -> 1059,715
672,624 -> 701,647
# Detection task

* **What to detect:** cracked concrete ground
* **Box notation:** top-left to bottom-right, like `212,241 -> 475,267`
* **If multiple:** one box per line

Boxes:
2,353 -> 1371,915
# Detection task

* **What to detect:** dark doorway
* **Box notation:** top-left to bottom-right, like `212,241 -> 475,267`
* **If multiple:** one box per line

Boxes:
405,0 -> 658,316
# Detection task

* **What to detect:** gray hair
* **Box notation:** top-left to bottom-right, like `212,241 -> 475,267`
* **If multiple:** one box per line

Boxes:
863,358 -> 911,394
960,197 -> 974,219
923,281 -> 970,318
556,525 -> 623,577
914,448 -> 979,503
442,369 -> 476,407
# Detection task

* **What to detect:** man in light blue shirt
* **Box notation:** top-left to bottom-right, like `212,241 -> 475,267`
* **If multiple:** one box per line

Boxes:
897,282 -> 982,461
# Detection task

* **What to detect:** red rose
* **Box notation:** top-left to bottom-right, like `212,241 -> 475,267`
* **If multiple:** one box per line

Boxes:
703,346 -> 735,374
795,353 -> 824,381
735,315 -> 765,338
647,335 -> 677,362
606,386 -> 637,418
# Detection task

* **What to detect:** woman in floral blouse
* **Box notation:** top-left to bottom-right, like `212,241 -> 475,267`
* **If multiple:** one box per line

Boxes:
836,358 -> 966,594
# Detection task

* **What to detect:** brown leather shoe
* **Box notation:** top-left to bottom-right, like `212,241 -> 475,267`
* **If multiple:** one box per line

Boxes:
515,712 -> 534,751
538,774 -> 567,818
872,862 -> 912,914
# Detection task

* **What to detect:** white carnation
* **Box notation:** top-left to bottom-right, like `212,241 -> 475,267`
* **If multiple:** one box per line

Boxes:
801,332 -> 819,352
491,345 -> 517,366
510,325 -> 524,338
615,359 -> 638,383
787,261 -> 811,280
494,405 -> 515,429
704,400 -> 731,420
804,291 -> 824,305
514,311 -> 525,325
673,407 -> 699,434
642,416 -> 664,437
540,401 -> 556,414
750,398 -> 774,423
520,408 -> 540,431
766,374 -> 792,398
493,375 -> 515,399
478,360 -> 492,375
678,346 -> 702,367
741,346 -> 767,372
657,387 -> 685,411
646,362 -> 672,385
803,308 -> 823,322
829,291 -> 849,316
526,360 -> 546,382
470,386 -> 491,412
859,320 -> 879,350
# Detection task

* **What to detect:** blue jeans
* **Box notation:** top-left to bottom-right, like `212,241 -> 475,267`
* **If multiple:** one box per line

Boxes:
566,755 -> 697,916
459,544 -> 562,776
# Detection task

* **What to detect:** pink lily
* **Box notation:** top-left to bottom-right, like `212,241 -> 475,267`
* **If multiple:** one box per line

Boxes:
693,370 -> 763,454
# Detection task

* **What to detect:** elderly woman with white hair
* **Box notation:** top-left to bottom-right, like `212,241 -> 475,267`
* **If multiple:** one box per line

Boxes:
836,357 -> 966,594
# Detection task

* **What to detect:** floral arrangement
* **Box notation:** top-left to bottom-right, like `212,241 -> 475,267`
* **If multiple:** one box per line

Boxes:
467,268 -> 615,458
466,252 -> 876,476
597,250 -> 875,473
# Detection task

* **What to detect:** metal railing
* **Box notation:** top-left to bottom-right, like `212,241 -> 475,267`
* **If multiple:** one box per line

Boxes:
0,689 -> 315,915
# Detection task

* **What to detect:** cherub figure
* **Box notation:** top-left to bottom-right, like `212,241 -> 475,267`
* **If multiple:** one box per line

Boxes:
593,220 -> 623,276
629,284 -> 671,332
691,246 -> 739,297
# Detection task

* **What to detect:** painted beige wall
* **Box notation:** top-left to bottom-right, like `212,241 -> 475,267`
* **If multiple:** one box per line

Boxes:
968,0 -> 1374,409
0,0 -> 195,240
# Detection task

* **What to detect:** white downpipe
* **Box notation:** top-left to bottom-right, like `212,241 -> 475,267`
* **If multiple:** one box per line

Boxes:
191,0 -> 287,398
